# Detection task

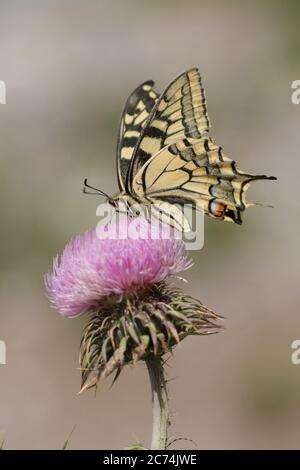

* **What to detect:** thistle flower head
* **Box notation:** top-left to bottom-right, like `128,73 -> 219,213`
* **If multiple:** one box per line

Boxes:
45,216 -> 223,392
45,217 -> 191,318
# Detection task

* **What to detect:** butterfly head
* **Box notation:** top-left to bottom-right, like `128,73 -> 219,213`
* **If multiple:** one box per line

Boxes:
109,193 -> 143,217
83,179 -> 142,217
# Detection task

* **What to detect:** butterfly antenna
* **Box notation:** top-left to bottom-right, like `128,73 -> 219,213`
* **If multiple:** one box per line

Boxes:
83,178 -> 111,199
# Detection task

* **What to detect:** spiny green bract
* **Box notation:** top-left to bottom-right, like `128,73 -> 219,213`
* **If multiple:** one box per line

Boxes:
79,282 -> 223,392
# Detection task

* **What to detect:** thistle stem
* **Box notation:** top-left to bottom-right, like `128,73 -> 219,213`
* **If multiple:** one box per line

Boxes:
146,354 -> 169,450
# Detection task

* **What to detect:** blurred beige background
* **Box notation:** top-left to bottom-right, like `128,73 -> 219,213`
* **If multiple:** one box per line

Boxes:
0,0 -> 299,449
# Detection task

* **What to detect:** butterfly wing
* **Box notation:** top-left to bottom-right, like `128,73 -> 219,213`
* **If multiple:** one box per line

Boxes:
117,81 -> 159,191
128,68 -> 210,191
132,137 -> 276,225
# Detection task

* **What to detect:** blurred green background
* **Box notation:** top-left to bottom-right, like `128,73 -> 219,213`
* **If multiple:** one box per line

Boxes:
0,0 -> 299,449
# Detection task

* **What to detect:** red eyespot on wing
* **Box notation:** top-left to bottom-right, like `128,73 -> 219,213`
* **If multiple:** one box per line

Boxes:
210,200 -> 226,219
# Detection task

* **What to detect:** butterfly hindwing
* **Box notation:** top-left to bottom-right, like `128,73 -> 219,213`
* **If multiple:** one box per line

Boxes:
132,137 -> 275,225
117,81 -> 159,191
128,68 -> 210,190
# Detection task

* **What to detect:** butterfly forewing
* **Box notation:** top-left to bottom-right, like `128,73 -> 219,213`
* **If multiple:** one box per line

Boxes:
117,81 -> 159,191
128,68 -> 210,190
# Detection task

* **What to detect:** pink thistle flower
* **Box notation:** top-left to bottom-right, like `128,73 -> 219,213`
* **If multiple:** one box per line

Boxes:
45,217 -> 192,318
45,216 -> 223,392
